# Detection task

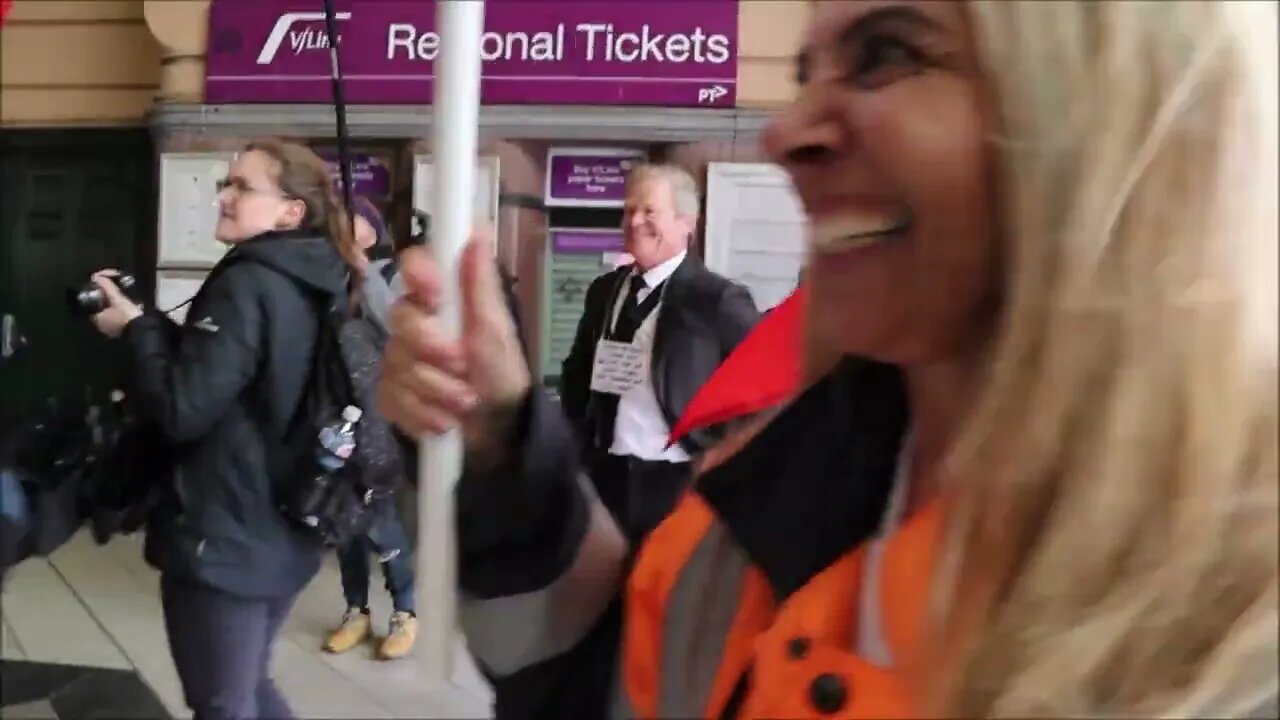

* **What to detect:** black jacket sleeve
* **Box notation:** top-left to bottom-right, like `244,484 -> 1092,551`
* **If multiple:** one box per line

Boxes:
456,388 -> 590,597
715,282 -> 760,355
121,265 -> 264,444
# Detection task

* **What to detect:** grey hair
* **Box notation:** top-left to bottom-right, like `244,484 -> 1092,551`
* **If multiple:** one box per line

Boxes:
627,163 -> 702,220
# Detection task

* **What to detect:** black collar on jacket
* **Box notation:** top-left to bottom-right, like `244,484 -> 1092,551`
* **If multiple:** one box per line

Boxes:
650,253 -> 700,368
695,358 -> 910,601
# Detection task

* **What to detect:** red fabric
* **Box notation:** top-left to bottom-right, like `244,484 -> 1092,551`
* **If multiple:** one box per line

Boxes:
0,0 -> 13,27
668,285 -> 807,445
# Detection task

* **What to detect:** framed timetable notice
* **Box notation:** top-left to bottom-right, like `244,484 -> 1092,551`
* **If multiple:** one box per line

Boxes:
157,153 -> 236,269
704,162 -> 807,311
412,154 -> 501,240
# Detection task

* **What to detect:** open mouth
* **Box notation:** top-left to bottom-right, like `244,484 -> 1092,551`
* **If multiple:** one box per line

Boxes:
810,210 -> 914,255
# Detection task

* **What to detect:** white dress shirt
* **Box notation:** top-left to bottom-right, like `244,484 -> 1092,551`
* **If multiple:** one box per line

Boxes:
606,251 -> 690,463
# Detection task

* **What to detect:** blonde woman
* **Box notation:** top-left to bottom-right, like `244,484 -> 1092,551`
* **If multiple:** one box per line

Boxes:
378,1 -> 1277,717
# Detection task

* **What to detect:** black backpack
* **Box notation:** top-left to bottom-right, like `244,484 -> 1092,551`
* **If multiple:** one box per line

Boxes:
263,275 -> 409,548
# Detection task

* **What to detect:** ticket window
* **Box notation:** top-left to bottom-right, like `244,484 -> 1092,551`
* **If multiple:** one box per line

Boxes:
541,210 -> 627,390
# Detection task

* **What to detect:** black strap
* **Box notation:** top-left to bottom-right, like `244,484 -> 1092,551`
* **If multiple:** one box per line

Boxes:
715,665 -> 752,720
320,0 -> 355,243
313,0 -> 358,422
228,254 -> 359,428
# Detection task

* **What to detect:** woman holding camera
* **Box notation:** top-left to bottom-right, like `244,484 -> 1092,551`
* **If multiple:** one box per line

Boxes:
88,140 -> 361,720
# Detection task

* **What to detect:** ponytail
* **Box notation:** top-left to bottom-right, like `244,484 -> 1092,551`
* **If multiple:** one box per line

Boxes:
321,183 -> 364,313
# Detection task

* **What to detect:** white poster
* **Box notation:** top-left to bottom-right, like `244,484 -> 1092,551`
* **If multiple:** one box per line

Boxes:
412,155 -> 501,244
154,270 -> 208,325
157,153 -> 236,269
704,162 -> 808,311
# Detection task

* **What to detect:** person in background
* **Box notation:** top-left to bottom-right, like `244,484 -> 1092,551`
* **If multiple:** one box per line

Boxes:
354,197 -> 400,335
559,164 -> 760,546
373,208 -> 430,545
322,195 -> 418,660
88,139 -> 358,720
371,208 -> 431,302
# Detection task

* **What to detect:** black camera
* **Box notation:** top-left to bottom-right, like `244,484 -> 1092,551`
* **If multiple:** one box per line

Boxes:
67,273 -> 139,317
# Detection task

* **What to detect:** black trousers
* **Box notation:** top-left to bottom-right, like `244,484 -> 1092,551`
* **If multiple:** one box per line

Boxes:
160,574 -> 297,720
589,452 -> 691,547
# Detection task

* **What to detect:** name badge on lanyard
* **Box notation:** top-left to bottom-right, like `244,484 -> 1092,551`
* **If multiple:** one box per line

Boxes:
590,339 -> 647,396
589,274 -> 665,396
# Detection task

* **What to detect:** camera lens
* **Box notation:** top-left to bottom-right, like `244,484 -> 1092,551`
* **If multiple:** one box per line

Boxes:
66,285 -> 107,316
66,274 -> 137,317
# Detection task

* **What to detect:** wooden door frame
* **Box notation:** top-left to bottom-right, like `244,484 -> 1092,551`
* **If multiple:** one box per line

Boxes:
0,127 -> 158,303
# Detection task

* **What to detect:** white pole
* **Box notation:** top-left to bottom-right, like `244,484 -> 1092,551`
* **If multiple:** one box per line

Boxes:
417,0 -> 485,688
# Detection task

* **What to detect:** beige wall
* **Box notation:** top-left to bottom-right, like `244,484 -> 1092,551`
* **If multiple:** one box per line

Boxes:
738,0 -> 811,108
0,0 -> 162,126
142,0 -> 809,109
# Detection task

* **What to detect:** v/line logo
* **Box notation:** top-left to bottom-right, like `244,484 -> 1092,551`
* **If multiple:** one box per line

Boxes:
256,11 -> 352,65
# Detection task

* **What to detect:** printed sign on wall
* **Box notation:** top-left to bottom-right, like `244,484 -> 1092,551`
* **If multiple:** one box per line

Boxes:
545,148 -> 646,208
542,228 -> 625,382
317,150 -> 393,200
703,162 -> 806,311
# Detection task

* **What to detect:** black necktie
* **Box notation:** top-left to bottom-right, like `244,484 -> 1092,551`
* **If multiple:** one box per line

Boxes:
611,274 -> 648,343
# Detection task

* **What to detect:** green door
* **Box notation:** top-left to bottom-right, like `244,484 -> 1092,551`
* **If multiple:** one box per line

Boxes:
0,129 -> 154,431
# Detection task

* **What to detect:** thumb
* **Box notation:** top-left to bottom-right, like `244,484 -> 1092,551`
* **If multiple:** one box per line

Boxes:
460,232 -> 509,336
397,245 -> 442,311
92,275 -> 128,303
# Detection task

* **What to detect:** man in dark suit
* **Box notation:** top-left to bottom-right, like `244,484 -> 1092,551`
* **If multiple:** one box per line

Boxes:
559,163 -> 760,545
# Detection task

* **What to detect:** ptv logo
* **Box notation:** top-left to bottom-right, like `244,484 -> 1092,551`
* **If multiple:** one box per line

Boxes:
256,11 -> 352,64
698,85 -> 729,105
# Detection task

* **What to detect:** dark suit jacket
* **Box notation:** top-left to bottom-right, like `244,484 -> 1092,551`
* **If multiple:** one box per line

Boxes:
559,255 -> 760,457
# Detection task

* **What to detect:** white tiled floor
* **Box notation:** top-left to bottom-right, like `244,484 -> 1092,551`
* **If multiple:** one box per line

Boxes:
1,531 -> 493,719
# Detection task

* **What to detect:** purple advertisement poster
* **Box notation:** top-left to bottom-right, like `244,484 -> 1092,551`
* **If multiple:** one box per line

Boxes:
317,150 -> 392,199
205,0 -> 739,108
551,228 -> 625,254
545,149 -> 644,207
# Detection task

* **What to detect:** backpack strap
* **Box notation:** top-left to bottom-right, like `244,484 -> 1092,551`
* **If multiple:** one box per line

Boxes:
230,254 -> 359,430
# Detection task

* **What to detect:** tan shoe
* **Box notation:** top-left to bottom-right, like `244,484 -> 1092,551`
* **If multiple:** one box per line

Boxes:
378,611 -> 418,660
323,608 -> 372,654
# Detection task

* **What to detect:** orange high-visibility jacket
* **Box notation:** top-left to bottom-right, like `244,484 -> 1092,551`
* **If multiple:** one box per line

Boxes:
621,359 -> 938,719
460,360 -> 930,719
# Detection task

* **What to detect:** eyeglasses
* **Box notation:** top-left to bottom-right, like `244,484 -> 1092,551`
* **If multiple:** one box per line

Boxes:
215,177 -> 291,199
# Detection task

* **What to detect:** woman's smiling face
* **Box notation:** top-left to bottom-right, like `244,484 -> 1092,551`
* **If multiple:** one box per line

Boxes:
762,0 -> 1001,365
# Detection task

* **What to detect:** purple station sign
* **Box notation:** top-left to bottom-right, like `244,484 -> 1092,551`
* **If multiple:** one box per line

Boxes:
551,228 -> 625,254
545,149 -> 644,207
205,0 -> 740,108
317,150 -> 392,199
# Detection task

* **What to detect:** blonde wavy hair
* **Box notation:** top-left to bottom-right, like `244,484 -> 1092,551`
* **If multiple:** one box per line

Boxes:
918,2 -> 1279,716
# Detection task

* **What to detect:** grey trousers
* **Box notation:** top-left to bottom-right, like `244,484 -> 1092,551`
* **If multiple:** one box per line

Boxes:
160,574 -> 297,720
